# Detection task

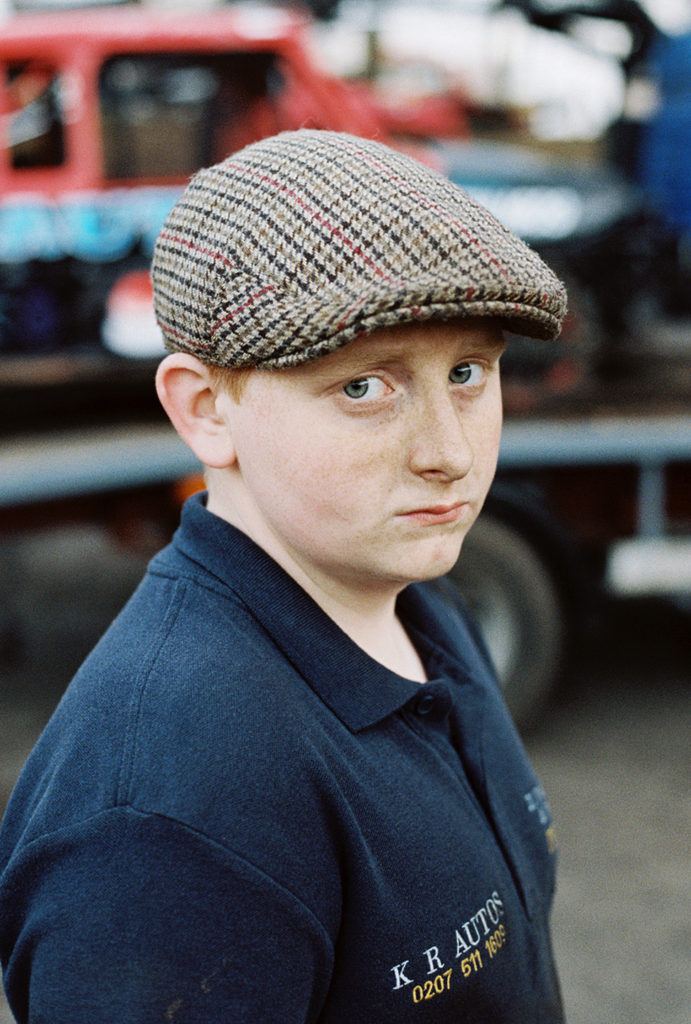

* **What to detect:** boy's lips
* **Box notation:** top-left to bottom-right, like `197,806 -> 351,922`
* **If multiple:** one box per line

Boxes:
398,501 -> 468,525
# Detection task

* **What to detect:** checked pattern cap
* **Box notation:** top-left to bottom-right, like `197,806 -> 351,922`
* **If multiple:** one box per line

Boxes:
151,129 -> 567,368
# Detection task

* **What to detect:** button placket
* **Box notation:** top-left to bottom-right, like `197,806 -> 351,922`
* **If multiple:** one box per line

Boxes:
401,683 -> 503,863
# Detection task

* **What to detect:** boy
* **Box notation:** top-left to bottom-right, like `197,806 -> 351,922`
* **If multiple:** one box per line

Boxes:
0,130 -> 567,1022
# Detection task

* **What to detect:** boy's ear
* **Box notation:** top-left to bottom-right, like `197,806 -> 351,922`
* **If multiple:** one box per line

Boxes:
155,353 -> 237,468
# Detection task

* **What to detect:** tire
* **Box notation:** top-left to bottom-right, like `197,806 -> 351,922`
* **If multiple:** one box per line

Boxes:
446,512 -> 566,729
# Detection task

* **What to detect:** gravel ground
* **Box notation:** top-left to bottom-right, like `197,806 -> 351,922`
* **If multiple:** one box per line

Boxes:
1,524 -> 689,1023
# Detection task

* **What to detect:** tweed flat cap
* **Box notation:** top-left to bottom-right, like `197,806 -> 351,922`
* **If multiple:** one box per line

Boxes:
152,129 -> 566,368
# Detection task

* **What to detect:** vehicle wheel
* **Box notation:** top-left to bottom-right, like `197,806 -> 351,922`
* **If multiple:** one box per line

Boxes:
446,513 -> 566,729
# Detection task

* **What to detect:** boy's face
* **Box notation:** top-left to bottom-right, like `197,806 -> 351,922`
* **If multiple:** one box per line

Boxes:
210,319 -> 506,603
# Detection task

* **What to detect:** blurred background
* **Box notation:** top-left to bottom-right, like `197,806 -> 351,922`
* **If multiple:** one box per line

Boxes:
1,1 -> 690,1021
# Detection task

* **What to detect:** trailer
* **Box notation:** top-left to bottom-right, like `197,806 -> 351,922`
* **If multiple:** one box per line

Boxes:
1,1 -> 689,728
456,404 -> 691,724
2,389 -> 689,728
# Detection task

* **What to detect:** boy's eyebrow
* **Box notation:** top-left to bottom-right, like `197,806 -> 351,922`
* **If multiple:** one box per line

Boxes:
293,326 -> 509,386
296,356 -> 397,389
479,334 -> 509,357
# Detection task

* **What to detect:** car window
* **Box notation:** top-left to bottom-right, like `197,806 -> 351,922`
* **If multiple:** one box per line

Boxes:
99,51 -> 282,180
5,61 -> 66,169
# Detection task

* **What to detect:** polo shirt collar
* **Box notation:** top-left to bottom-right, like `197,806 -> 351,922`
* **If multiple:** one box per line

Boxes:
170,493 -> 427,732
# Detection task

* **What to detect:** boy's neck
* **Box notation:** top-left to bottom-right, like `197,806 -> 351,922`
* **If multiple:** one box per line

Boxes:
301,582 -> 428,684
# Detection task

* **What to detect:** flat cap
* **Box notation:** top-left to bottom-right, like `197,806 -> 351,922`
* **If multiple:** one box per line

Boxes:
152,129 -> 567,368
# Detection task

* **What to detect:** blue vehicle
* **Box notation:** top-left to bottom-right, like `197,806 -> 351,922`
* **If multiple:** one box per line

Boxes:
500,0 -> 691,359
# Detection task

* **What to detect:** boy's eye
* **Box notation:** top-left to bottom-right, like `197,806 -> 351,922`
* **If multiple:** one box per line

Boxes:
342,377 -> 388,400
449,362 -> 483,386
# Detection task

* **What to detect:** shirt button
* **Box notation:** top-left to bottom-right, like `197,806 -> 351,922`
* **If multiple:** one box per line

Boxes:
416,693 -> 436,716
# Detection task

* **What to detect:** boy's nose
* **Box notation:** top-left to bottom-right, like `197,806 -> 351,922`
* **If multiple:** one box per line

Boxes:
407,394 -> 474,481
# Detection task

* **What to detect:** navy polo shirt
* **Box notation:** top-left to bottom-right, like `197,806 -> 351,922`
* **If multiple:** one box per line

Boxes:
0,494 -> 563,1023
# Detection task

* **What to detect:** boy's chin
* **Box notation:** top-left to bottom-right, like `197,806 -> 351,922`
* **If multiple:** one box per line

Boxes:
398,542 -> 466,587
